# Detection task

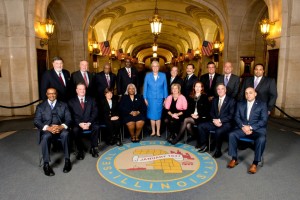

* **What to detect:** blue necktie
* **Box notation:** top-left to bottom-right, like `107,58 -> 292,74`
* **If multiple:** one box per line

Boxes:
224,76 -> 229,86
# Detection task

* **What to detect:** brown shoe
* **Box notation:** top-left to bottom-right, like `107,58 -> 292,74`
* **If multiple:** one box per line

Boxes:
248,164 -> 257,174
227,160 -> 238,168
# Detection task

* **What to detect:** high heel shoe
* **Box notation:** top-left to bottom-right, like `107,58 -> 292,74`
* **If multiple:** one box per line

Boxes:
150,133 -> 156,137
156,133 -> 161,137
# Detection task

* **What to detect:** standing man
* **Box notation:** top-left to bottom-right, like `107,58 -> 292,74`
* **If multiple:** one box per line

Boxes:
227,87 -> 268,174
94,63 -> 117,102
166,66 -> 183,94
40,56 -> 71,102
182,64 -> 198,97
34,88 -> 72,176
70,60 -> 94,97
68,83 -> 99,159
200,61 -> 220,101
216,61 -> 240,99
239,63 -> 277,114
117,58 -> 139,96
197,83 -> 236,158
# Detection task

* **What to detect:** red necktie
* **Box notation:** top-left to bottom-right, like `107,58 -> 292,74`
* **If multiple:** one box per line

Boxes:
83,72 -> 89,87
106,75 -> 110,87
80,98 -> 84,110
58,72 -> 65,86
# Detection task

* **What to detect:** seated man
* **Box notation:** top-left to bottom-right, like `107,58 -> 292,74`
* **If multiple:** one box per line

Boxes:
68,83 -> 99,160
197,83 -> 235,158
34,88 -> 72,176
227,87 -> 268,174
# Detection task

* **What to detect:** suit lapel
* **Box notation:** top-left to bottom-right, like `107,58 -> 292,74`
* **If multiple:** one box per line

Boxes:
248,100 -> 258,121
51,69 -> 63,88
255,77 -> 264,90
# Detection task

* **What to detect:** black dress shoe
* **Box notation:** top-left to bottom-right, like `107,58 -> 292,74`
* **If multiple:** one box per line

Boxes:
90,147 -> 99,158
171,139 -> 178,145
213,150 -> 222,158
76,151 -> 85,160
198,145 -> 208,153
63,159 -> 72,173
116,140 -> 123,146
43,163 -> 55,176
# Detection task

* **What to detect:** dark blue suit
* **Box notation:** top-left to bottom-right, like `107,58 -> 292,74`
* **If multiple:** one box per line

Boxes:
68,96 -> 99,152
40,69 -> 71,102
228,100 -> 268,162
197,95 -> 236,150
94,71 -> 117,101
34,100 -> 72,163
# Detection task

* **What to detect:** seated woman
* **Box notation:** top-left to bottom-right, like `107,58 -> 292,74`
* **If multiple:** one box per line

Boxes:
164,83 -> 187,143
99,88 -> 122,146
171,81 -> 210,144
119,84 -> 146,142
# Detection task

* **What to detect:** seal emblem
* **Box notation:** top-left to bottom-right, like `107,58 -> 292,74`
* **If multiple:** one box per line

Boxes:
97,141 -> 218,193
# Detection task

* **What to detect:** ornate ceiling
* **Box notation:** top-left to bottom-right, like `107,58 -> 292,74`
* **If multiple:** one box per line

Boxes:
88,0 -> 222,63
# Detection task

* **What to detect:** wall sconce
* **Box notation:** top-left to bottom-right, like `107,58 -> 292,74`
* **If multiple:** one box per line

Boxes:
40,18 -> 55,47
213,41 -> 221,50
92,41 -> 99,49
194,48 -> 201,60
110,49 -> 116,59
259,18 -> 276,48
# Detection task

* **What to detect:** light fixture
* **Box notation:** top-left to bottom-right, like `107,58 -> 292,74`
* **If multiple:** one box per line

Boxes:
213,41 -> 221,50
92,41 -> 99,49
153,52 -> 158,58
40,18 -> 55,47
259,18 -> 276,48
111,49 -> 116,59
149,0 -> 163,36
152,43 -> 158,52
194,48 -> 200,59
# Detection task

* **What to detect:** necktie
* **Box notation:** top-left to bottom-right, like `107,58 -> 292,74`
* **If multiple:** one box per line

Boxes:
127,68 -> 131,78
247,102 -> 251,120
224,76 -> 229,86
80,98 -> 85,110
209,75 -> 213,88
254,77 -> 259,89
218,98 -> 222,113
83,72 -> 89,87
106,75 -> 110,87
50,102 -> 54,110
170,77 -> 174,83
58,72 -> 65,86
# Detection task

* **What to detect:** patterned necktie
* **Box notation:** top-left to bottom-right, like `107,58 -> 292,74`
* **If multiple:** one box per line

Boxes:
58,72 -> 65,86
209,75 -> 213,88
224,76 -> 229,86
50,102 -> 54,110
254,77 -> 259,89
80,98 -> 85,110
127,68 -> 131,78
83,72 -> 89,87
106,75 -> 110,87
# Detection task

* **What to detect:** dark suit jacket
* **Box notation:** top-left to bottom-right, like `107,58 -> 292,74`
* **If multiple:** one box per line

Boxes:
40,69 -> 71,102
99,97 -> 119,123
182,74 -> 198,97
68,96 -> 98,126
186,94 -> 210,122
216,74 -> 240,99
119,94 -> 147,123
210,95 -> 236,124
234,100 -> 268,135
239,76 -> 277,112
94,71 -> 117,100
166,74 -> 183,94
34,100 -> 72,143
117,67 -> 139,95
70,70 -> 94,97
200,73 -> 220,98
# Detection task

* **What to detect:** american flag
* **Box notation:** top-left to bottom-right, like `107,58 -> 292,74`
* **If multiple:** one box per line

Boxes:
201,41 -> 213,56
99,41 -> 111,56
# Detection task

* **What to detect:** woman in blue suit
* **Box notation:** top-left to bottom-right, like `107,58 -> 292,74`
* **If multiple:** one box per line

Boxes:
143,60 -> 168,137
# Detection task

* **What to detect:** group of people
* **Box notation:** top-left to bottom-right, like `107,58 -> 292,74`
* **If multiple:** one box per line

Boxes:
35,56 -> 277,176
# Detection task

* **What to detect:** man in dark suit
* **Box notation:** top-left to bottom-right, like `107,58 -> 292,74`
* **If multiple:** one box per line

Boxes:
239,63 -> 277,114
34,88 -> 72,176
70,60 -> 94,97
216,61 -> 240,99
227,87 -> 268,174
182,64 -> 198,97
166,66 -> 183,94
40,56 -> 71,102
200,61 -> 220,101
94,63 -> 116,101
197,83 -> 236,158
117,58 -> 139,96
68,83 -> 99,160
